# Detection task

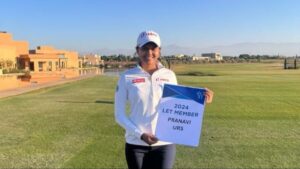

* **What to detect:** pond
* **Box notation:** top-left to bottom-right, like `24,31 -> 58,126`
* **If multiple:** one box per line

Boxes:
0,68 -> 110,91
0,68 -> 128,91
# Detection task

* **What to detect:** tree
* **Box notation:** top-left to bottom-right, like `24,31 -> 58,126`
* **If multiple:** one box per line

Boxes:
239,54 -> 250,59
0,59 -> 5,69
6,60 -> 14,68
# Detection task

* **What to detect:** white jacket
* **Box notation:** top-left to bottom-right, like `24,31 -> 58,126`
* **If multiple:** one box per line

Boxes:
114,63 -> 177,146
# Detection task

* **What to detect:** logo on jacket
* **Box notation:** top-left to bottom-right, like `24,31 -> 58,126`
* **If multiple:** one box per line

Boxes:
156,78 -> 169,82
132,78 -> 145,83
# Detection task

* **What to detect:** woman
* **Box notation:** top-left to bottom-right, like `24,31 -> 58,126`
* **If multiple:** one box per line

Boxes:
115,30 -> 213,169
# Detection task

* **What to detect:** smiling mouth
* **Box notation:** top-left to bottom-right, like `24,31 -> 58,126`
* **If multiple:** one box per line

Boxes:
143,56 -> 155,60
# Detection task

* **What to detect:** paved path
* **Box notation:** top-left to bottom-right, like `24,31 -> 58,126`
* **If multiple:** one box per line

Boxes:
0,74 -> 100,99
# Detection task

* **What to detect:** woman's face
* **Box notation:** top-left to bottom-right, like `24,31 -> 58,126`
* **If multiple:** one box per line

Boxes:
137,42 -> 160,67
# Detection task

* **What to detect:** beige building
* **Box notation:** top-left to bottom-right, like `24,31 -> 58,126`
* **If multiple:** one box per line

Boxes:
202,53 -> 223,61
175,54 -> 185,58
190,55 -> 210,61
0,32 -> 29,69
82,54 -> 103,66
20,46 -> 82,72
0,31 -> 82,72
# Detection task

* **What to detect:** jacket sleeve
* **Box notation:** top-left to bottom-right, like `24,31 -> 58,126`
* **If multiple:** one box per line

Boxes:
114,74 -> 143,139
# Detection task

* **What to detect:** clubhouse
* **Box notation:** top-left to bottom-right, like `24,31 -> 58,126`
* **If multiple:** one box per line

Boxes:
0,31 -> 82,72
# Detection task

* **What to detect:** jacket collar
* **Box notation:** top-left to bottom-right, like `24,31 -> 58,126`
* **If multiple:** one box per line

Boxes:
136,61 -> 164,73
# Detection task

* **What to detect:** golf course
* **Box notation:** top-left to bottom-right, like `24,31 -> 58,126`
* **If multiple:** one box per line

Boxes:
1,60 -> 299,168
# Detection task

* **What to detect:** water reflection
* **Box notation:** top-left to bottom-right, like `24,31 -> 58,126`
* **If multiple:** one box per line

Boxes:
103,68 -> 126,77
0,68 -> 105,91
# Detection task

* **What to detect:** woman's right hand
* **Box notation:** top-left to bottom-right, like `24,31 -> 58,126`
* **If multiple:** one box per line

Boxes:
141,133 -> 158,145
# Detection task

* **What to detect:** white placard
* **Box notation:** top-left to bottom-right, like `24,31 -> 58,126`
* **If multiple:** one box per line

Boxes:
155,84 -> 206,147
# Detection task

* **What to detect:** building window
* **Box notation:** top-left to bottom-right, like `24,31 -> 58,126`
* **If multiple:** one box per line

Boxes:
30,62 -> 34,71
38,62 -> 43,72
48,61 -> 52,71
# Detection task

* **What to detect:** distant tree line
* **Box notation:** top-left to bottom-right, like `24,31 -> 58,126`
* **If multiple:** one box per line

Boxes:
238,54 -> 285,60
101,54 -> 138,62
100,54 -> 286,62
98,54 -> 287,69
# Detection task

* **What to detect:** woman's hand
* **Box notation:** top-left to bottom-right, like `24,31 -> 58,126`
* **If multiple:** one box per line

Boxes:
204,88 -> 214,104
141,133 -> 158,145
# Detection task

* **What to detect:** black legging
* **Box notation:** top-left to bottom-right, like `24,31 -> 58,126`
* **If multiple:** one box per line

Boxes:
125,143 -> 176,169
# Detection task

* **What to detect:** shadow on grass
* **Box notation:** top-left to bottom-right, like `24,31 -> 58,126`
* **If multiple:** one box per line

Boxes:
177,71 -> 218,76
57,100 -> 114,104
95,100 -> 114,104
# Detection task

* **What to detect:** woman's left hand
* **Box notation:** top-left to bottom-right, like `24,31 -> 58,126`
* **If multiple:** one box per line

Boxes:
204,88 -> 214,104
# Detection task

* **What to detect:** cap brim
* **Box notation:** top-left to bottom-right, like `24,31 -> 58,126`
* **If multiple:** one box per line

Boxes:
138,41 -> 160,48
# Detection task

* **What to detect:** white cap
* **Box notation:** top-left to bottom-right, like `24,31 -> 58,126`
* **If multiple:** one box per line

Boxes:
136,30 -> 161,48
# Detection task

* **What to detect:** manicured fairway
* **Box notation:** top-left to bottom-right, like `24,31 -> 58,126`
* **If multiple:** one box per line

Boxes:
1,61 -> 299,168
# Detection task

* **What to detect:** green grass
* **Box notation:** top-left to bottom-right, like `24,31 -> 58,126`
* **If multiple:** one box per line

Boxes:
1,61 -> 300,168
172,62 -> 300,168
